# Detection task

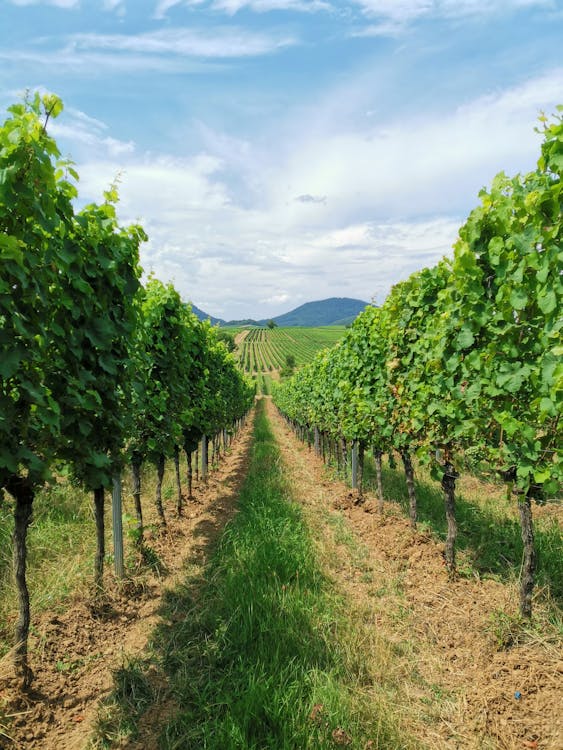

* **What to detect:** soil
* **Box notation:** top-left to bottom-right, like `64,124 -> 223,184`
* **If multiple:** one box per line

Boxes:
265,398 -> 563,750
233,330 -> 250,346
0,418 -> 254,750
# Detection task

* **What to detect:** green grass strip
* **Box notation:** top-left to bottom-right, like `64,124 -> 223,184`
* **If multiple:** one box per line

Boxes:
126,400 -> 406,749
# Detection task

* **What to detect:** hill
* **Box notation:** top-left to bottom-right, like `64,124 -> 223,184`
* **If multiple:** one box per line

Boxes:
264,298 -> 368,327
189,297 -> 369,328
188,304 -> 225,326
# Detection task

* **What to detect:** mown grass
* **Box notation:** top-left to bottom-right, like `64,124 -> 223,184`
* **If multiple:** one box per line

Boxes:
95,400 -> 413,749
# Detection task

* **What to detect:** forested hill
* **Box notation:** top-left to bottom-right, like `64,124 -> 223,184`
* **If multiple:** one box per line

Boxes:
188,304 -> 225,327
190,297 -> 369,327
268,298 -> 369,326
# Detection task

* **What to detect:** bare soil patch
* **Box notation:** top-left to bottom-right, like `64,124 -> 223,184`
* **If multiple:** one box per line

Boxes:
0,416 -> 255,750
266,398 -> 562,750
234,329 -> 250,346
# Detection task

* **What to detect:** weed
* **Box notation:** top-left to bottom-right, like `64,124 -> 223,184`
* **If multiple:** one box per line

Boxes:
140,543 -> 166,575
487,609 -> 526,650
361,455 -> 563,609
94,658 -> 154,747
55,657 -> 83,673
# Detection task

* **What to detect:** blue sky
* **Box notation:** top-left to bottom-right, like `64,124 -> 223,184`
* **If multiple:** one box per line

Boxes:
1,0 -> 562,320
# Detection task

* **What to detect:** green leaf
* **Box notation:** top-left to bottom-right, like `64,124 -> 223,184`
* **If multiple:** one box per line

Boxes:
457,327 -> 474,349
0,347 -> 25,378
496,363 -> 531,393
0,235 -> 24,265
539,397 -> 557,417
533,468 -> 552,484
509,287 -> 528,310
537,287 -> 556,314
488,236 -> 504,266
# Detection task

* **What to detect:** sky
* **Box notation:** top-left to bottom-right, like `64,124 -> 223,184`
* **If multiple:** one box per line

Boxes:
1,0 -> 562,321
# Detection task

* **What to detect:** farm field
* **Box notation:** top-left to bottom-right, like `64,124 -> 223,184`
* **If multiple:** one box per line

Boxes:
235,326 -> 347,374
1,96 -> 561,750
0,399 -> 561,749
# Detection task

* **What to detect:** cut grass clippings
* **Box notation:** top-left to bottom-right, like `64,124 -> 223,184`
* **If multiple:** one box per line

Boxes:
96,399 -> 412,749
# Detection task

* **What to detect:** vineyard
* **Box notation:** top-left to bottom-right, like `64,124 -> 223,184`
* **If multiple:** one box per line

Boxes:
235,326 -> 347,373
273,108 -> 562,621
0,93 -> 561,750
0,94 -> 254,691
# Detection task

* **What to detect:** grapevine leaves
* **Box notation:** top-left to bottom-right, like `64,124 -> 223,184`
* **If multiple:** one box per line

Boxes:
274,109 -> 562,500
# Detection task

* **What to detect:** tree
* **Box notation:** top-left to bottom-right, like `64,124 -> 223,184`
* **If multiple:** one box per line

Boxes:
267,319 -> 277,329
215,327 -> 236,352
285,354 -> 296,370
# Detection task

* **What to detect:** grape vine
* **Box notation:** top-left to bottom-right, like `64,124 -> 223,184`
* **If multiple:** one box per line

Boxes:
0,94 -> 254,686
274,109 -> 562,617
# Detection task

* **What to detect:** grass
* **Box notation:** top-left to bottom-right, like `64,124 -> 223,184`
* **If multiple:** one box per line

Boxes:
0,457 -> 193,659
94,400 -> 414,749
96,657 -> 155,743
0,480 -> 95,654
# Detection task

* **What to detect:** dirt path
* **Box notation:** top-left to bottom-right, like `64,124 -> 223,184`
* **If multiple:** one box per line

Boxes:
265,398 -> 562,750
234,329 -> 249,346
2,403 -> 560,750
0,416 -> 255,750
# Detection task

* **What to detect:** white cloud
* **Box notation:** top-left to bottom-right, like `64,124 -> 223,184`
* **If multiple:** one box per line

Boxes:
49,108 -> 135,159
352,0 -> 554,32
66,27 -> 297,58
65,107 -> 109,133
267,68 -> 563,228
153,0 -> 183,18
154,0 -> 553,23
58,67 -> 562,319
153,0 -> 329,16
72,146 -> 459,317
355,0 -> 431,23
260,292 -> 291,305
0,26 -> 297,77
0,49 -> 222,75
350,21 -> 405,37
210,0 -> 330,14
103,0 -> 127,15
9,0 -> 79,7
